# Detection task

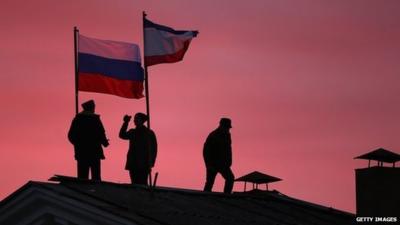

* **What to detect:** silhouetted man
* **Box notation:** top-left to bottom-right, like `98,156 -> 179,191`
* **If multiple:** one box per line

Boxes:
119,113 -> 157,185
203,118 -> 235,193
68,100 -> 109,181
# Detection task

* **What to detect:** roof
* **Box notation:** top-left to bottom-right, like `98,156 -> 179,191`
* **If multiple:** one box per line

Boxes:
0,175 -> 354,225
354,148 -> 400,163
235,171 -> 281,184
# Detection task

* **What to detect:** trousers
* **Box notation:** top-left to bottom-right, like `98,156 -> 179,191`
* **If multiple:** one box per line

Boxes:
129,169 -> 150,185
204,166 -> 234,193
77,159 -> 101,181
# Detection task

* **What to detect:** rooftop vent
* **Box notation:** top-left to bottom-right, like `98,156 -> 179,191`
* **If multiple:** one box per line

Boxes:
235,171 -> 281,191
354,148 -> 400,168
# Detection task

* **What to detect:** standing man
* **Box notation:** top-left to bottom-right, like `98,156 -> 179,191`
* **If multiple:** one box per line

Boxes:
203,118 -> 235,194
119,113 -> 157,185
68,100 -> 109,181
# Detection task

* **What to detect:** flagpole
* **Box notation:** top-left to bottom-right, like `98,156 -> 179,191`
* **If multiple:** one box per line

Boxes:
143,11 -> 154,187
74,26 -> 79,115
143,11 -> 151,128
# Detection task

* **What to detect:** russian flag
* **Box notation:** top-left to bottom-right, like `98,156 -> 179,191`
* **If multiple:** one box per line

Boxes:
78,34 -> 144,99
144,18 -> 198,66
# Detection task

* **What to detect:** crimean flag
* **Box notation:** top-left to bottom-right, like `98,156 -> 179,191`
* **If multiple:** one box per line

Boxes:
144,18 -> 198,66
78,34 -> 144,99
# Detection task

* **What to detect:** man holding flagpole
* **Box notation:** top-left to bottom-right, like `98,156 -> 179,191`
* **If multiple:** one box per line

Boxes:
119,113 -> 157,185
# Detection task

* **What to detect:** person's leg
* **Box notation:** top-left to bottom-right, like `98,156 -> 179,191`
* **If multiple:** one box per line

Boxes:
77,160 -> 89,179
136,169 -> 149,185
203,167 -> 218,192
129,170 -> 135,184
129,169 -> 149,185
91,160 -> 101,181
220,167 -> 235,194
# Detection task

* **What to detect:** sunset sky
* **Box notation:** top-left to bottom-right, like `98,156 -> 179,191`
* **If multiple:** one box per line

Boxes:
1,0 -> 400,213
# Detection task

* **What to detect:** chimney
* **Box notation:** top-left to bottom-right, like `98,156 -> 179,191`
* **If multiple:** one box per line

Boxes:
235,171 -> 281,192
354,148 -> 400,216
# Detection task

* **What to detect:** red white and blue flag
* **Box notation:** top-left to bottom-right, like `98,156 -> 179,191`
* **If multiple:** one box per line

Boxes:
144,18 -> 198,66
78,34 -> 144,99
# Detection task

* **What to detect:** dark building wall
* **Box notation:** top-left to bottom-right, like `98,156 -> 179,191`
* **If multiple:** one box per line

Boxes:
355,167 -> 400,216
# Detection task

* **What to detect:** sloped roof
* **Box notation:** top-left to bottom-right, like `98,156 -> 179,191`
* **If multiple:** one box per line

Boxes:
235,171 -> 281,184
0,175 -> 354,225
354,148 -> 400,163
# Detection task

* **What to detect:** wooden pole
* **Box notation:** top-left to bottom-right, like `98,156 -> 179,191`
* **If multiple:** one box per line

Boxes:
143,12 -> 154,187
142,11 -> 151,128
74,27 -> 79,115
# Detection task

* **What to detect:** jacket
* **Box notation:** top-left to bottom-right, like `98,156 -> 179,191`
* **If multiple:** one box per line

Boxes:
68,111 -> 108,161
203,128 -> 232,169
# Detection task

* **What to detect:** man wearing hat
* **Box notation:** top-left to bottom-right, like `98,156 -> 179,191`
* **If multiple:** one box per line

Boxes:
119,112 -> 157,185
68,100 -> 109,180
203,118 -> 235,193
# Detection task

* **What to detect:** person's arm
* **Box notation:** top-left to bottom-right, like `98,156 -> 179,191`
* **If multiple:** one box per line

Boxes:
68,117 -> 77,144
203,134 -> 214,167
98,117 -> 109,147
119,115 -> 132,140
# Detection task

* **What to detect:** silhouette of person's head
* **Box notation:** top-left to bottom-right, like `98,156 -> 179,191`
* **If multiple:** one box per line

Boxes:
82,100 -> 95,113
219,118 -> 232,132
134,112 -> 148,127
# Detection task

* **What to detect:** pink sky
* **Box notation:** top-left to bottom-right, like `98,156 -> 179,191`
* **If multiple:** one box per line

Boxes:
1,0 -> 400,213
